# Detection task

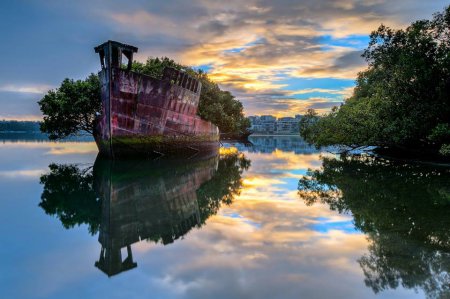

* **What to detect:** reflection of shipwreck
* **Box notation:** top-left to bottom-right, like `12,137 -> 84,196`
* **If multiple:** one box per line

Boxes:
39,149 -> 250,277
93,155 -> 218,277
93,41 -> 219,158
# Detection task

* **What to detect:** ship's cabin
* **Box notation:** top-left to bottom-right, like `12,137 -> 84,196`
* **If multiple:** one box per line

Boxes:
95,40 -> 138,71
94,40 -> 201,94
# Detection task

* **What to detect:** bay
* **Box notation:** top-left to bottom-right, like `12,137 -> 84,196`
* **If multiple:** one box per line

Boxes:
1,136 -> 448,299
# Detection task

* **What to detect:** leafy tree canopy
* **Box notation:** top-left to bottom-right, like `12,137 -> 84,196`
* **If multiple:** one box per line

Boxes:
131,57 -> 251,134
38,74 -> 101,139
300,6 -> 450,157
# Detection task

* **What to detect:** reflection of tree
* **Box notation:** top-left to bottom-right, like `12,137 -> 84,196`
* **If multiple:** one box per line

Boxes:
39,150 -> 250,276
39,164 -> 101,235
298,156 -> 450,298
197,150 -> 251,223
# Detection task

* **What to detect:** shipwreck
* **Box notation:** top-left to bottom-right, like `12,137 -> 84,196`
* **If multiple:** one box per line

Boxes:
93,40 -> 219,158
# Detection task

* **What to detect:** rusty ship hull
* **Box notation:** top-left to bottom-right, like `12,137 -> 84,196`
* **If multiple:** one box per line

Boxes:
94,41 -> 219,158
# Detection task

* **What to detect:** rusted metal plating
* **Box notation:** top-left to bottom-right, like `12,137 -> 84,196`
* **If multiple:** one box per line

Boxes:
93,41 -> 219,158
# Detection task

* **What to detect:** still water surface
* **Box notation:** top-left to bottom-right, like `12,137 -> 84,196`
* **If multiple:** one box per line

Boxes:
1,136 -> 449,299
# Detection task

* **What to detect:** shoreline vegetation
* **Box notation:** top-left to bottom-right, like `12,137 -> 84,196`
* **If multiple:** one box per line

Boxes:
299,6 -> 450,162
0,121 -> 94,142
0,120 -> 41,133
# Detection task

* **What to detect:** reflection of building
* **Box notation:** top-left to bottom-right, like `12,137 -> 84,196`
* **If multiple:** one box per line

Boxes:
93,155 -> 218,277
249,115 -> 302,135
231,136 -> 322,154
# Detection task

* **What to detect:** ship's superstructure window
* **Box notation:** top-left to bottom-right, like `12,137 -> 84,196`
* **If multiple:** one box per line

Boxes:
95,40 -> 138,71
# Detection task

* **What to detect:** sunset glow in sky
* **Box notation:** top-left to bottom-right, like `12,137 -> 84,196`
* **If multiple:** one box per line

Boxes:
0,0 -> 447,120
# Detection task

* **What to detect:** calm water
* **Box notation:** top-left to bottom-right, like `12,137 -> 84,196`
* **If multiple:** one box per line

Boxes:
1,136 -> 449,299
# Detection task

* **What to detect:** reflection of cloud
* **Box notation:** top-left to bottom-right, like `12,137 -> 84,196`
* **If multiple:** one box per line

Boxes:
46,144 -> 98,155
153,274 -> 206,295
3,136 -> 425,298
126,147 -> 375,298
249,150 -> 327,171
0,141 -> 97,155
132,198 -> 371,299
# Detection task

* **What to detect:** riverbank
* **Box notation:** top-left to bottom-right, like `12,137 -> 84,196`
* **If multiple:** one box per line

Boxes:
372,146 -> 450,167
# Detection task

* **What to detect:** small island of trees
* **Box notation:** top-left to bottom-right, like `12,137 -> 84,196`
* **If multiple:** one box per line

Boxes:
38,57 -> 250,140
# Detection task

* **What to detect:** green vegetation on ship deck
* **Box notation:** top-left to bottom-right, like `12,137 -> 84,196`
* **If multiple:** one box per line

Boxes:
38,57 -> 250,141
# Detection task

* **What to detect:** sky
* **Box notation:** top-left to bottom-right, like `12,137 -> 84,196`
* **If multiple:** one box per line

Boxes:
0,0 -> 448,120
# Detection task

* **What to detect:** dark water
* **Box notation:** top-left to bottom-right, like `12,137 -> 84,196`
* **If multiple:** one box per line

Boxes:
0,136 -> 449,298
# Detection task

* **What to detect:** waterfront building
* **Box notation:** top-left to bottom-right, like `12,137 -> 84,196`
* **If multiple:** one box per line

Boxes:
249,114 -> 302,135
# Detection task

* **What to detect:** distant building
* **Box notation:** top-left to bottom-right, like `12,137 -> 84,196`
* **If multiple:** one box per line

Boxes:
249,114 -> 303,135
259,115 -> 276,122
277,117 -> 296,134
259,115 -> 276,134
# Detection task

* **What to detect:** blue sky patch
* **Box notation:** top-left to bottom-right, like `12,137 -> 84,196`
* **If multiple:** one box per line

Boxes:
278,77 -> 355,92
312,219 -> 358,234
318,34 -> 370,50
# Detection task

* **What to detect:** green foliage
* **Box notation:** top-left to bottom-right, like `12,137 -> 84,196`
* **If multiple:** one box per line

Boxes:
300,6 -> 450,156
439,144 -> 450,156
132,57 -> 251,134
298,155 -> 450,298
39,163 -> 101,235
196,151 -> 251,222
428,123 -> 450,143
0,121 -> 41,132
197,73 -> 250,134
299,109 -> 318,136
39,151 -> 250,239
39,56 -> 249,139
38,74 -> 101,139
130,57 -> 182,79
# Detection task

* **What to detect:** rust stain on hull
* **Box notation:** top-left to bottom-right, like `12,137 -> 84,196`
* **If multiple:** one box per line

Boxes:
93,40 -> 219,158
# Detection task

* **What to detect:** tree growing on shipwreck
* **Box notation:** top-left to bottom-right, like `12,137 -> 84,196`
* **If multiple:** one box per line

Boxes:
38,55 -> 250,140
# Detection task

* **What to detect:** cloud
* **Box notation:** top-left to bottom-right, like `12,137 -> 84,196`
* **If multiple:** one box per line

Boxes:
99,0 -> 446,117
0,114 -> 43,121
0,84 -> 53,94
0,91 -> 44,120
1,0 -> 447,119
241,97 -> 343,117
0,169 -> 45,178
